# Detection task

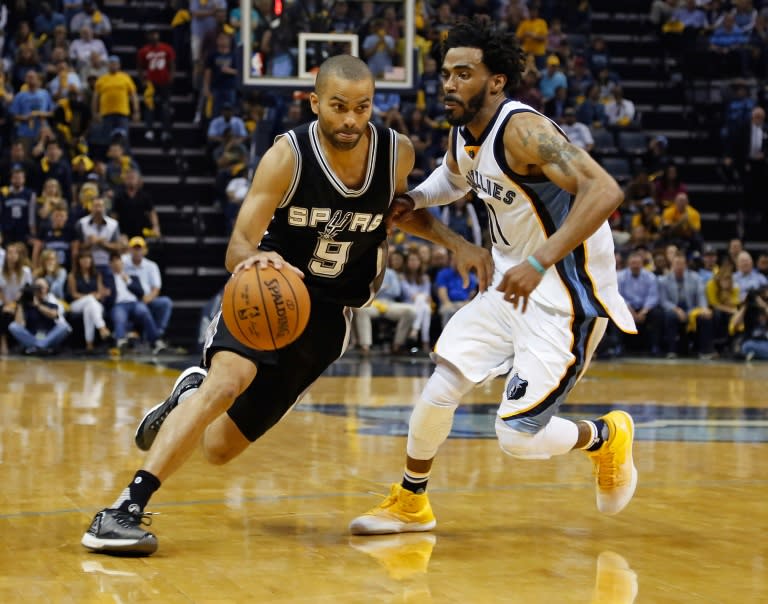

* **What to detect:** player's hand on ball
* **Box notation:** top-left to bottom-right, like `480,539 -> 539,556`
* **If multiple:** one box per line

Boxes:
233,251 -> 304,278
496,261 -> 544,313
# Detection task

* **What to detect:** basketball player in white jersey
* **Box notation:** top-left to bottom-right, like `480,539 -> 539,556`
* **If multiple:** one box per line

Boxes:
350,19 -> 639,535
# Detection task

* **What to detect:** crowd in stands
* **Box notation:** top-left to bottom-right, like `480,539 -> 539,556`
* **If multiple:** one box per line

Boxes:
0,0 -> 171,355
2,0 -> 768,360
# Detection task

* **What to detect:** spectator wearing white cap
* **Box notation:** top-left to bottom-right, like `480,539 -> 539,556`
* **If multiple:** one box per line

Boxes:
122,236 -> 172,342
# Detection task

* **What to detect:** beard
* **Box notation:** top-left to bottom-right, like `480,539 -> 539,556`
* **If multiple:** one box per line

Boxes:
445,88 -> 486,127
318,120 -> 364,150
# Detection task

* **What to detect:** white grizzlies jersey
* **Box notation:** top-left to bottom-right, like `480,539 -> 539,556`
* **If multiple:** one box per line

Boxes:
452,99 -> 635,333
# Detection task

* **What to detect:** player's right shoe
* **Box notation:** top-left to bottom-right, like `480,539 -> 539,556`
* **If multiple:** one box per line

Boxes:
134,366 -> 207,451
349,483 -> 436,535
587,410 -> 638,515
81,508 -> 158,556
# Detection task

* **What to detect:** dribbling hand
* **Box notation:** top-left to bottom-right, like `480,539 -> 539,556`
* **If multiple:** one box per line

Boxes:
496,261 -> 544,313
233,251 -> 305,278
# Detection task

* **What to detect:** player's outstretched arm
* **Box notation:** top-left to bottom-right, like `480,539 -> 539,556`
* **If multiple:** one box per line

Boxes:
495,113 -> 622,310
397,206 -> 493,291
225,137 -> 302,276
506,112 -> 623,268
390,133 -> 493,290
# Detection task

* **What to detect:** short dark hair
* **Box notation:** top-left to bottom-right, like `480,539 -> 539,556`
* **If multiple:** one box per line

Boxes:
315,54 -> 373,94
442,18 -> 527,92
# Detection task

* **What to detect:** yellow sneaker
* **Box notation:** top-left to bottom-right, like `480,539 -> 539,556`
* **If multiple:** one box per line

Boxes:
349,533 -> 437,580
591,551 -> 638,604
349,484 -> 437,535
587,410 -> 638,515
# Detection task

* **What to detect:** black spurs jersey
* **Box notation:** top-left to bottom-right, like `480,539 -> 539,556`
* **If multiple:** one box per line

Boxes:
259,121 -> 397,308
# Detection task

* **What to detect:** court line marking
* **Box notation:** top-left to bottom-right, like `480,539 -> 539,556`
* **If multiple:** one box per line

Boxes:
2,478 -> 767,520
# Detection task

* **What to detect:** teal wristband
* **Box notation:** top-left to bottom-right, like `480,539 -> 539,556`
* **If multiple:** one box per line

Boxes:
526,255 -> 546,275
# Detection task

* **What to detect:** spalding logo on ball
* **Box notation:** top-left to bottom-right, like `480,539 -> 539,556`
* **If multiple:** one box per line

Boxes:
222,265 -> 310,351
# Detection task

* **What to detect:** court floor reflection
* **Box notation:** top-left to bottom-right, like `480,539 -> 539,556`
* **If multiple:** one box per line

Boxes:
0,357 -> 765,602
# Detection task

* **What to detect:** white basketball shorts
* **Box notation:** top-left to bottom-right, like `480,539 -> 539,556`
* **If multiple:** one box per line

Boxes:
433,289 -> 607,433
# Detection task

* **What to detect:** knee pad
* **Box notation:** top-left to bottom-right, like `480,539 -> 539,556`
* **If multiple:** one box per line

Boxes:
421,360 -> 474,407
406,361 -> 474,460
495,416 -> 578,460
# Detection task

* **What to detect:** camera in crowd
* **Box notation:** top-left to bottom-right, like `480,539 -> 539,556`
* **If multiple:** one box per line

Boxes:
19,283 -> 44,306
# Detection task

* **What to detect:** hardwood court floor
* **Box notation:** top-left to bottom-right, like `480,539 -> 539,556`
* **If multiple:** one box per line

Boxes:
0,355 -> 766,603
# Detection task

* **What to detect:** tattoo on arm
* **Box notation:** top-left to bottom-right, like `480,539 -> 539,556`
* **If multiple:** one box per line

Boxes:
520,128 -> 533,147
536,131 -> 578,176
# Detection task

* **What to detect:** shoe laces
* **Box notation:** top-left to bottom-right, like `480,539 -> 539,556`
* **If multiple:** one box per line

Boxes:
375,493 -> 399,512
113,509 -> 156,528
366,486 -> 401,514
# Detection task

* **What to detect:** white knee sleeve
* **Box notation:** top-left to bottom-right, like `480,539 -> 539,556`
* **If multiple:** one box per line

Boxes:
406,362 -> 474,460
495,416 -> 578,460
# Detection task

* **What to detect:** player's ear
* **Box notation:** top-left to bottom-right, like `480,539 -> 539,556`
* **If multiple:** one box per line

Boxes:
309,92 -> 320,115
490,74 -> 506,96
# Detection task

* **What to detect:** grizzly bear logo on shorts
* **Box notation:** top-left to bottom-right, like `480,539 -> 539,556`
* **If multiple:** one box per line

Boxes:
506,373 -> 528,400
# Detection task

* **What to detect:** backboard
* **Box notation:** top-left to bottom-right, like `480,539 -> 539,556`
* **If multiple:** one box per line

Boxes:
241,0 -> 415,90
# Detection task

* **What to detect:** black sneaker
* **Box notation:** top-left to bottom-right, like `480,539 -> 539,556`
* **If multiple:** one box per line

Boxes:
81,508 -> 158,556
134,366 -> 207,451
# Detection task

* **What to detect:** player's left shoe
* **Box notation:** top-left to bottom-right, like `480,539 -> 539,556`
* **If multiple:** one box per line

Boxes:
587,410 -> 638,515
134,366 -> 207,451
81,508 -> 158,556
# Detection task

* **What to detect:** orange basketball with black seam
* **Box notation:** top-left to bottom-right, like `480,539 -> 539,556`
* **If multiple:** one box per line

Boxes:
221,265 -> 310,351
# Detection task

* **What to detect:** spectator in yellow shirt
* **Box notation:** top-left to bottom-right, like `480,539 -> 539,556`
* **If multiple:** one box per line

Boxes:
92,55 -> 139,147
705,268 -> 740,353
661,192 -> 702,251
515,4 -> 548,69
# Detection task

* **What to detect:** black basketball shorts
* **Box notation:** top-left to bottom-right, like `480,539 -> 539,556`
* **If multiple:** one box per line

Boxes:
201,299 -> 353,441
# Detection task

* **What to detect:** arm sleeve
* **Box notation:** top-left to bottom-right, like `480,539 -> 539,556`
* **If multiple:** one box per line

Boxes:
408,159 -> 471,209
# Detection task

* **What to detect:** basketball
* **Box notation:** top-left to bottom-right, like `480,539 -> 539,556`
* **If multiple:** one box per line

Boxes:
221,264 -> 311,351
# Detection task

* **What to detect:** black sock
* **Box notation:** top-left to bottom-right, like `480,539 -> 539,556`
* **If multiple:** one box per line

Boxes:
586,419 -> 609,451
402,471 -> 429,494
112,470 -> 161,513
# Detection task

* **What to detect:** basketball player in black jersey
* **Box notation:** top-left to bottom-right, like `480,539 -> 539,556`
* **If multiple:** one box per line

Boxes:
81,55 -> 492,556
